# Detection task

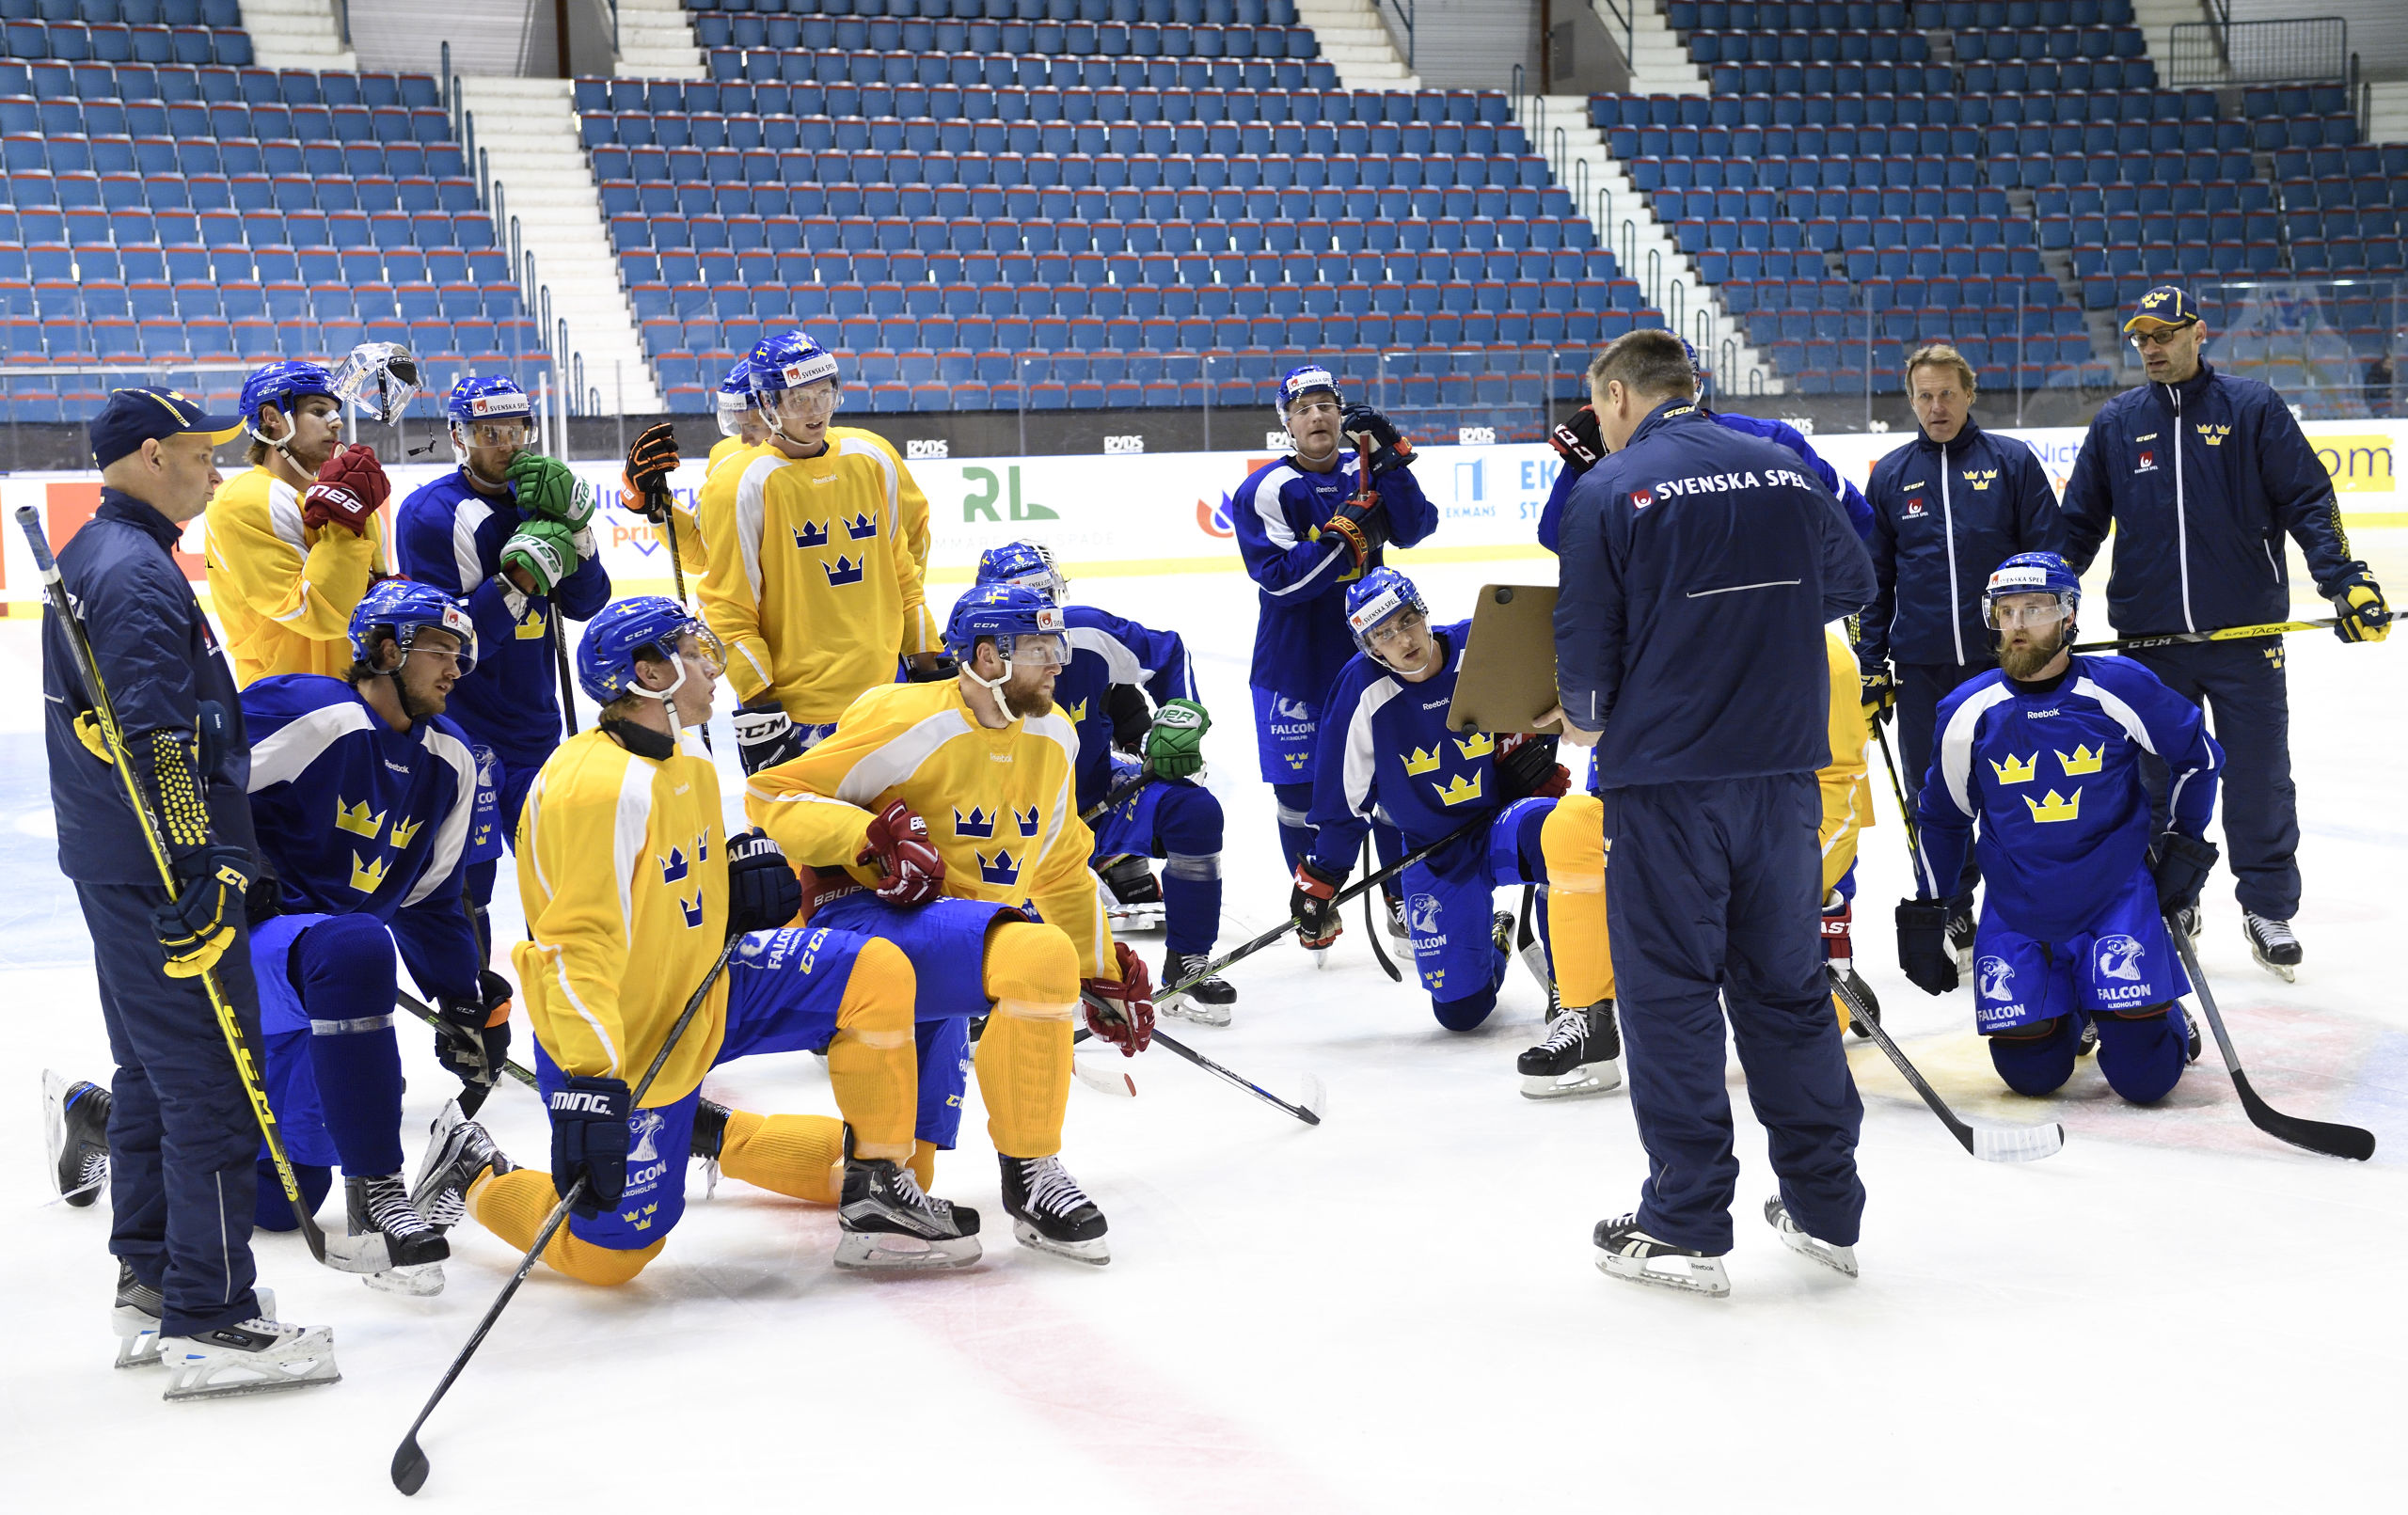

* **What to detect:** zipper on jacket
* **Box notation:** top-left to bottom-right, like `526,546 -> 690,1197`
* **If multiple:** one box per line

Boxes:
2169,382 -> 2194,632
1939,436 -> 1964,664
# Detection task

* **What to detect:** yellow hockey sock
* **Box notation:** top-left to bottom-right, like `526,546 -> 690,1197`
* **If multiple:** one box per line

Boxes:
1541,794 -> 1615,1005
467,1168 -> 663,1287
721,1110 -> 846,1205
911,1139 -> 938,1193
978,921 -> 1078,1160
825,937 -> 917,1160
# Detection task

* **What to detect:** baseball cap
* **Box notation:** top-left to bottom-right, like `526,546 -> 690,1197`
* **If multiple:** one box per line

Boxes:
90,387 -> 244,469
2121,286 -> 2197,334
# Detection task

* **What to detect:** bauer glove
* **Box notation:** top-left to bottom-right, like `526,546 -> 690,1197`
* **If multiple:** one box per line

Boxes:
548,1075 -> 631,1216
301,443 -> 388,535
725,827 -> 802,937
856,799 -> 945,907
435,970 -> 515,1088
498,517 -> 580,598
151,844 -> 256,980
1080,941 -> 1156,1057
1291,858 -> 1346,950
623,422 -> 681,523
1894,899 -> 1958,997
507,452 -> 596,532
2332,576 -> 2390,643
1143,698 -> 1210,781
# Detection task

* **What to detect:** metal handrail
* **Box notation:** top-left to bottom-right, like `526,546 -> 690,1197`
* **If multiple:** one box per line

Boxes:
439,40 -> 451,118
1598,0 -> 1634,74
1645,245 -> 1662,311
478,149 -> 491,215
1668,276 -> 1684,339
1375,0 -> 1415,72
1619,217 -> 1636,279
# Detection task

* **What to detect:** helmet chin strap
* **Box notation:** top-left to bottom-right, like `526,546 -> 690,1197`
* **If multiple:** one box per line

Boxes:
961,650 -> 1020,723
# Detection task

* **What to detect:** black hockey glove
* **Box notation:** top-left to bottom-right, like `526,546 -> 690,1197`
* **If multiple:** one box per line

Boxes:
549,1075 -> 631,1216
1291,859 -> 1346,950
1548,404 -> 1604,471
1495,732 -> 1565,799
1341,404 -> 1415,475
436,970 -> 515,1087
904,654 -> 959,683
1895,899 -> 1957,997
1860,663 -> 1895,728
2149,829 -> 2219,915
732,699 -> 807,775
624,421 -> 680,523
725,826 -> 802,937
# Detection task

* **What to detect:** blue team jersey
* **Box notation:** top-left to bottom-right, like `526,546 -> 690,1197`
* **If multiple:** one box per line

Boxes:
1052,602 -> 1196,813
393,466 -> 611,765
242,673 -> 487,1000
1306,620 -> 1501,867
1232,454 -> 1437,702
1914,654 -> 2221,939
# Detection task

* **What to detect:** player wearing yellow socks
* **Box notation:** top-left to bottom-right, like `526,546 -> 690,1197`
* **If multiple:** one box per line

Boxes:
410,597 -> 978,1283
1817,626 -> 1880,1034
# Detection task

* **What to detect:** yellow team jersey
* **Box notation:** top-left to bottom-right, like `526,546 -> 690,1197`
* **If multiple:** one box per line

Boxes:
1818,627 -> 1877,894
743,680 -> 1117,978
513,726 -> 731,1108
697,427 -> 930,722
202,465 -> 388,686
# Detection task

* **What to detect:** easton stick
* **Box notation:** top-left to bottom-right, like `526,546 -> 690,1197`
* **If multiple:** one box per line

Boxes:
2168,926 -> 2375,1160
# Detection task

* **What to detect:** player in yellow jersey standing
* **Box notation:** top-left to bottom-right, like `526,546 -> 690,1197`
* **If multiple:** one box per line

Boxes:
410,595 -> 980,1282
744,583 -> 1157,1264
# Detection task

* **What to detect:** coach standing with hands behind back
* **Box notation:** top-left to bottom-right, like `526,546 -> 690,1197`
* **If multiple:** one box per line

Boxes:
1547,332 -> 1878,1298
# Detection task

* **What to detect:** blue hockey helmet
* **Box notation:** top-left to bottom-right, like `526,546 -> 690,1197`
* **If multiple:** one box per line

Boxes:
1983,551 -> 2081,638
715,355 -> 756,437
444,374 -> 532,429
1275,363 -> 1341,420
348,577 -> 478,676
238,360 -> 337,447
747,330 -> 843,443
1680,338 -> 1710,402
944,584 -> 1069,719
973,540 -> 1068,605
576,595 -> 725,709
1343,567 -> 1431,664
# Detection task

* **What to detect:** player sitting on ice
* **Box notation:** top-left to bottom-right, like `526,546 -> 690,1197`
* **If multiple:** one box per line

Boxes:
744,583 -> 1155,1265
973,540 -> 1235,1023
1899,552 -> 2222,1104
412,596 -> 979,1281
1293,571 -> 1583,1053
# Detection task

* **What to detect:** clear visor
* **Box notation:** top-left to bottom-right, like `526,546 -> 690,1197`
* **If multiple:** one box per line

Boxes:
682,623 -> 728,681
1283,393 -> 1342,422
757,381 -> 841,427
1357,606 -> 1428,654
1006,568 -> 1068,604
999,631 -> 1070,670
715,392 -> 753,437
1985,592 -> 2073,631
333,343 -> 421,424
454,416 -> 534,452
399,623 -> 476,678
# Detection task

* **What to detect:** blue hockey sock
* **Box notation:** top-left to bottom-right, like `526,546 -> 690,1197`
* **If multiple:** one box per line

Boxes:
253,1160 -> 332,1231
1155,783 -> 1224,956
1988,1015 -> 2081,1097
1272,781 -> 1316,872
1433,986 -> 1499,1032
293,915 -> 407,1176
2094,1007 -> 2186,1105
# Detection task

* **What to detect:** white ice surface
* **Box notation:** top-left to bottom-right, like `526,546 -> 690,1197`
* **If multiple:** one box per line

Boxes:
4,551 -> 2405,1510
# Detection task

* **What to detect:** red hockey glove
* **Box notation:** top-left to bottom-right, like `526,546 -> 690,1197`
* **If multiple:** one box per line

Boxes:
301,443 -> 388,535
1291,858 -> 1345,950
856,799 -> 945,907
1080,940 -> 1156,1057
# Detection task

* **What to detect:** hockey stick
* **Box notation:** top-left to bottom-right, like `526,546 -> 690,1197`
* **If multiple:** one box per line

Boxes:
2073,617 -> 2346,655
391,931 -> 741,1496
14,507 -> 380,1270
1870,717 -> 1926,880
1828,967 -> 2065,1162
549,610 -> 579,737
395,989 -> 540,1110
1361,835 -> 1402,982
1072,1024 -> 1321,1123
2167,925 -> 2375,1160
1079,765 -> 1155,825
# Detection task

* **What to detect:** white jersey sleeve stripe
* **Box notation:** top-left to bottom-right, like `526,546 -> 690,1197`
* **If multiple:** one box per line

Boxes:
401,726 -> 482,908
246,702 -> 374,791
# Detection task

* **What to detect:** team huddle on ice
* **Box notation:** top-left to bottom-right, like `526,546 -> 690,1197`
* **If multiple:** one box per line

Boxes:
36,290 -> 2394,1398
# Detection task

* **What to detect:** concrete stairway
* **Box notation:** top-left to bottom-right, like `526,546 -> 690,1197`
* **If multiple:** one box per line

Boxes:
1624,0 -> 1709,94
614,0 -> 707,79
1292,0 -> 1418,88
237,0 -> 356,71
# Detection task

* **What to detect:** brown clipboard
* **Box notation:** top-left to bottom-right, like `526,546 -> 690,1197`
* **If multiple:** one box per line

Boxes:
1442,584 -> 1564,736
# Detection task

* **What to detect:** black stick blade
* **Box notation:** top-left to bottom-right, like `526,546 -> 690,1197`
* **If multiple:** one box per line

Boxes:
391,1435 -> 430,1495
2233,1070 -> 2377,1161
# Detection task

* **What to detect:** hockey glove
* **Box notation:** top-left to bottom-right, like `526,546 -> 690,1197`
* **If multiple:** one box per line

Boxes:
1496,732 -> 1567,799
547,1075 -> 631,1216
435,970 -> 515,1087
1548,404 -> 1604,471
857,798 -> 945,907
1291,858 -> 1346,950
1860,663 -> 1895,727
725,826 -> 802,936
1341,403 -> 1415,475
301,443 -> 388,535
499,518 -> 580,598
904,654 -> 959,684
1895,899 -> 1958,996
1080,940 -> 1156,1057
1143,698 -> 1211,780
2149,829 -> 2219,916
507,452 -> 596,531
623,421 -> 681,524
2331,576 -> 2391,643
731,699 -> 806,775
151,844 -> 256,979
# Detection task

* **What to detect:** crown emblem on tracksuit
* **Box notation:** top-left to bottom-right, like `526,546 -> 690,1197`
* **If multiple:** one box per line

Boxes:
2056,743 -> 2104,776
1453,732 -> 1494,760
977,848 -> 1022,886
679,892 -> 705,928
1988,751 -> 2036,784
1064,697 -> 1088,724
350,851 -> 390,892
392,813 -> 427,849
824,554 -> 865,586
515,607 -> 547,640
1434,772 -> 1484,806
658,845 -> 689,883
954,805 -> 996,839
1965,468 -> 1997,491
621,1201 -> 660,1230
1403,746 -> 1443,776
2025,788 -> 2083,822
1014,803 -> 1039,836
841,510 -> 877,540
792,519 -> 832,548
335,798 -> 385,839
2196,423 -> 2230,446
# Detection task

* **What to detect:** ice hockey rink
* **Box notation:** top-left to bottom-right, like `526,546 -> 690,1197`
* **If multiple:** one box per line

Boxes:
6,547 -> 2403,1511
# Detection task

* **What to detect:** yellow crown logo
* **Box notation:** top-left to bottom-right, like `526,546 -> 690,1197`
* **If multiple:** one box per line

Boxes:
515,608 -> 547,640
2055,743 -> 2103,777
1988,751 -> 2036,785
2196,423 -> 2230,447
349,851 -> 391,892
1403,745 -> 1444,776
1453,732 -> 1495,760
1966,468 -> 1999,491
2024,787 -> 2082,823
1434,771 -> 1484,806
388,815 -> 425,850
1063,697 -> 1088,725
334,798 -> 384,839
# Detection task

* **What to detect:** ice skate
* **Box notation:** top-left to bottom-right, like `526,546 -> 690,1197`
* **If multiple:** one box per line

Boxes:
158,1310 -> 339,1402
1158,950 -> 1235,1027
2078,1017 -> 2099,1057
836,1137 -> 982,1271
2242,912 -> 2300,983
1517,1000 -> 1623,1100
409,1100 -> 515,1234
1098,854 -> 1165,933
691,1097 -> 731,1197
1384,886 -> 1411,942
346,1172 -> 449,1296
2179,1002 -> 2202,1065
43,1070 -> 109,1207
1764,1196 -> 1859,1279
1593,1214 -> 1729,1297
1001,1153 -> 1110,1265
112,1261 -> 166,1369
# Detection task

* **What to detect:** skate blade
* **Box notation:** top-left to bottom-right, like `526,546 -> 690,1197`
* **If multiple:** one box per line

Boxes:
160,1332 -> 341,1402
1306,946 -> 1331,971
833,1231 -> 983,1272
320,1232 -> 395,1275
2251,954 -> 2298,983
1072,1056 -> 1137,1097
113,1309 -> 163,1370
362,1261 -> 446,1297
1768,1210 -> 1860,1278
1011,1217 -> 1110,1266
1520,1061 -> 1624,1100
1157,995 -> 1232,1028
1595,1249 -> 1730,1297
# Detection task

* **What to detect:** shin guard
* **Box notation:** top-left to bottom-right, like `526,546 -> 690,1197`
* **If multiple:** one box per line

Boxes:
825,938 -> 918,1158
1541,795 -> 1614,1006
721,1111 -> 847,1204
979,922 -> 1079,1160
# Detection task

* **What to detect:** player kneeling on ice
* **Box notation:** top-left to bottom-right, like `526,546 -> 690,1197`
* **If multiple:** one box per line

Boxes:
413,597 -> 980,1282
974,541 -> 1237,1023
1899,553 -> 2222,1104
1293,571 -> 1589,1061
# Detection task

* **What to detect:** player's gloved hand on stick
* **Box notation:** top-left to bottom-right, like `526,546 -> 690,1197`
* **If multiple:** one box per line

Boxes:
507,452 -> 596,532
2149,829 -> 2219,915
547,1075 -> 630,1216
623,422 -> 681,523
1143,698 -> 1211,780
1323,491 -> 1387,570
2331,574 -> 2390,643
904,654 -> 958,684
435,970 -> 515,1085
1860,663 -> 1895,727
301,443 -> 388,535
1341,404 -> 1415,475
1495,732 -> 1568,798
725,827 -> 801,936
731,700 -> 806,774
857,798 -> 944,906
1894,899 -> 1957,996
1291,858 -> 1346,950
499,518 -> 580,597
151,844 -> 257,979
1549,404 -> 1604,470
1080,941 -> 1156,1057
